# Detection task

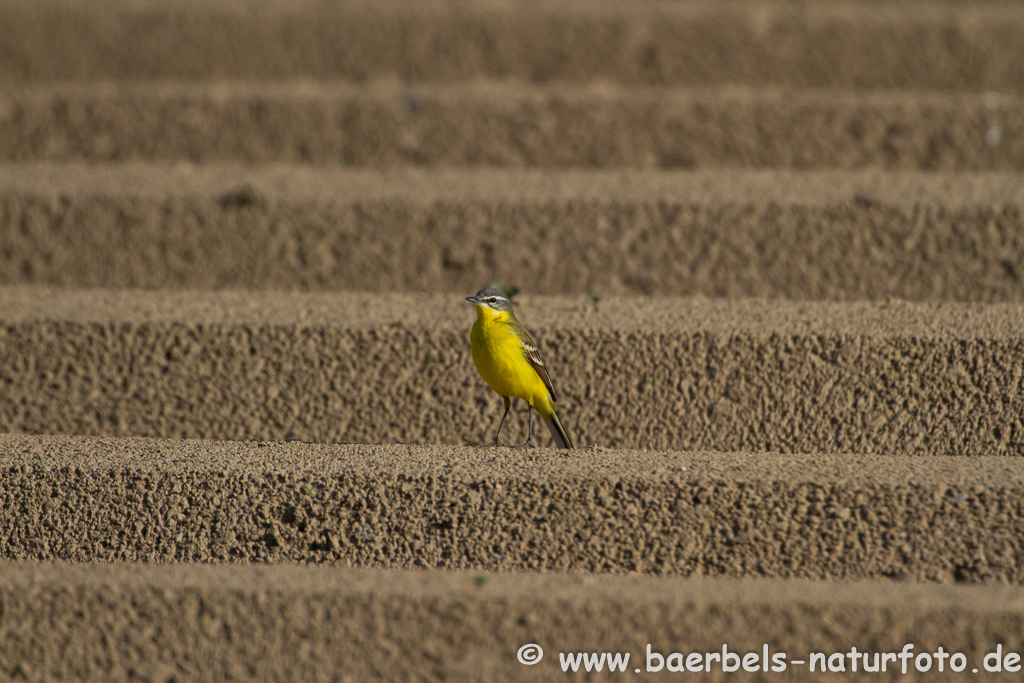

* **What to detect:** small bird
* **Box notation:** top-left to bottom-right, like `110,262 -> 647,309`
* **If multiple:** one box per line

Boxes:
466,287 -> 574,449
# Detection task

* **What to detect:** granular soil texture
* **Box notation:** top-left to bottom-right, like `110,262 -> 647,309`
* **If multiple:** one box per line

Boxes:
3,435 -> 1022,583
1,164 -> 1022,300
3,561 -> 1024,682
1,289 -> 1022,455
2,83 -> 1022,171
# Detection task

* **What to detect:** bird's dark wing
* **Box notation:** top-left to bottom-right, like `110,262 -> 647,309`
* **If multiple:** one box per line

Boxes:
509,319 -> 557,402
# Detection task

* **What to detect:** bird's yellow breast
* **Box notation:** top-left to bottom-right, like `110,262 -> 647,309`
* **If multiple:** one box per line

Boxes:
470,307 -> 554,415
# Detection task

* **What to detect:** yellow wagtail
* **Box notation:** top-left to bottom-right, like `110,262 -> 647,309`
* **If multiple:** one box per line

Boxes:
466,287 -> 574,449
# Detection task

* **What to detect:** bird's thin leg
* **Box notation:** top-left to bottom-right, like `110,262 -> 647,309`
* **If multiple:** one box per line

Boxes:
527,407 -> 535,447
484,396 -> 512,447
516,407 -> 536,448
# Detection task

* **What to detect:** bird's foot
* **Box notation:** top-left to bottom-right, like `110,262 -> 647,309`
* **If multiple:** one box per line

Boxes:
481,438 -> 507,448
514,438 -> 535,449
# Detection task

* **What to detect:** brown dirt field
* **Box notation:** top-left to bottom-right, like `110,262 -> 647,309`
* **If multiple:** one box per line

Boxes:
2,0 -> 1024,680
3,84 -> 1023,171
4,434 -> 1023,583
3,0 -> 1024,92
2,289 -> 1023,454
2,165 -> 1022,300
3,562 -> 1024,683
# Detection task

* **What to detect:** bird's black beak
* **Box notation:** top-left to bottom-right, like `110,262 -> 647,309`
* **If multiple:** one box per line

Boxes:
465,296 -> 480,304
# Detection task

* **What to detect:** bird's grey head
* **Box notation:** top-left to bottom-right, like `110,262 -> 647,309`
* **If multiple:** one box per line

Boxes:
465,288 -> 512,311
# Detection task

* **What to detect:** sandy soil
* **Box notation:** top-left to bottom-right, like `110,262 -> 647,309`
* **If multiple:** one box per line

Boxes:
2,0 -> 1023,92
3,83 -> 1023,171
1,289 -> 1022,454
1,165 -> 1022,300
2,561 -> 1024,682
2,0 -> 1023,680
3,434 -> 1023,582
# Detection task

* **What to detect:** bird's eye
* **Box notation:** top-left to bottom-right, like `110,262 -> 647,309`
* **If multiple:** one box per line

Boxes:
489,297 -> 497,303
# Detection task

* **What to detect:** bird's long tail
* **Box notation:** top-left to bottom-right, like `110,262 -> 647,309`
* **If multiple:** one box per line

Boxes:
543,412 -> 574,449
